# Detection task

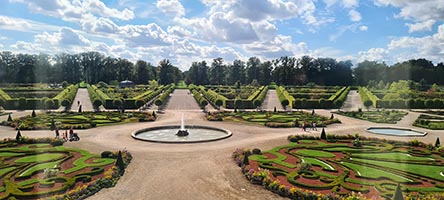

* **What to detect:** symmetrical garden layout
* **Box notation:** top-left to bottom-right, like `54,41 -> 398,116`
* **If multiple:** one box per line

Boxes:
0,140 -> 130,200
236,136 -> 444,199
334,110 -> 408,124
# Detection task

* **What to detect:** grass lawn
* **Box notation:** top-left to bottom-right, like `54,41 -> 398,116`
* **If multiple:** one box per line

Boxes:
237,135 -> 444,199
334,110 -> 408,123
208,111 -> 340,128
0,111 -> 156,130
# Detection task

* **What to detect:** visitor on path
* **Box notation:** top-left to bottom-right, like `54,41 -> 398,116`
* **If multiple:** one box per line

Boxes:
69,126 -> 74,139
312,122 -> 317,131
63,130 -> 68,141
302,121 -> 307,131
55,127 -> 60,138
77,101 -> 80,106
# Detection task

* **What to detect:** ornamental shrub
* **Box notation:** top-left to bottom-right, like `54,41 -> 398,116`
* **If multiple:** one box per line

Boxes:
154,99 -> 162,107
61,99 -> 71,107
320,128 -> 326,140
101,151 -> 115,158
113,99 -> 123,107
31,110 -> 36,117
93,99 -> 103,107
252,148 -> 262,155
16,130 -> 22,141
436,137 -> 441,148
135,99 -> 145,108
7,114 -> 12,121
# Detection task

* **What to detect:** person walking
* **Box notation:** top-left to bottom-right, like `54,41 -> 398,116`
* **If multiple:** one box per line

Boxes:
302,121 -> 307,132
312,121 -> 317,131
55,127 -> 60,138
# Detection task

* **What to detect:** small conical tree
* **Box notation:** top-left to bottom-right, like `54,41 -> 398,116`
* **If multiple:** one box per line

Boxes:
311,110 -> 315,115
320,128 -> 327,140
15,130 -> 22,141
330,113 -> 334,119
392,183 -> 404,200
115,151 -> 125,175
152,111 -> 157,118
435,137 -> 441,148
273,106 -> 277,113
7,114 -> 12,122
31,110 -> 36,117
242,152 -> 250,166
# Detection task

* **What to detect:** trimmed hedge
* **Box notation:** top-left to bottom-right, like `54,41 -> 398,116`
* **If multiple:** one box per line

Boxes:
276,86 -> 294,108
358,87 -> 380,108
0,85 -> 78,110
152,84 -> 175,107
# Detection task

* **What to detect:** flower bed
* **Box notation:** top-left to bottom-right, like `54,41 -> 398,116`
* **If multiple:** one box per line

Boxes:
0,111 -> 156,130
413,114 -> 444,130
234,134 -> 444,199
334,110 -> 408,124
0,138 -> 131,200
207,111 -> 340,128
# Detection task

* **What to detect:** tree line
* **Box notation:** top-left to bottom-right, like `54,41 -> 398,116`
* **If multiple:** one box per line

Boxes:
1,51 -> 443,86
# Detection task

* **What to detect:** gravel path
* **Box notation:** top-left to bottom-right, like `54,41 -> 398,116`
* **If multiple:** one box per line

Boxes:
165,89 -> 201,110
262,89 -> 282,111
341,90 -> 362,111
70,88 -> 94,112
0,107 -> 443,199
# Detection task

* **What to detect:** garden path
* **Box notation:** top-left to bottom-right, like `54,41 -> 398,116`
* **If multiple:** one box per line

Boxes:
396,111 -> 421,127
262,89 -> 283,111
341,90 -> 362,111
70,88 -> 94,112
164,89 -> 202,110
1,109 -> 443,199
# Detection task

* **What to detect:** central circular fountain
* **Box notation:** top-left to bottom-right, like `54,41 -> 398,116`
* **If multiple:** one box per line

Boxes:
132,113 -> 232,143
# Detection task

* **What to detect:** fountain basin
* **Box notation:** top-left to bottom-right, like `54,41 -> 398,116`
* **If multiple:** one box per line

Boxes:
132,125 -> 232,143
366,127 -> 427,137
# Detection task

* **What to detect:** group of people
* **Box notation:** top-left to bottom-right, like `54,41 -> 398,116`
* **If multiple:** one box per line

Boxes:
301,121 -> 317,132
55,126 -> 79,141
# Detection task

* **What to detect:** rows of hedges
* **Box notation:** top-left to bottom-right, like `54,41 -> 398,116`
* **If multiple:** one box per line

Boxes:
292,86 -> 350,109
359,87 -> 444,109
0,85 -> 78,110
276,86 -> 294,108
189,85 -> 209,108
154,84 -> 175,107
87,84 -> 166,109
358,87 -> 379,108
224,86 -> 268,109
190,85 -> 228,108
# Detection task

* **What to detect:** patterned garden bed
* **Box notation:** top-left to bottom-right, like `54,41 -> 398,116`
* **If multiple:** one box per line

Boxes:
234,134 -> 444,199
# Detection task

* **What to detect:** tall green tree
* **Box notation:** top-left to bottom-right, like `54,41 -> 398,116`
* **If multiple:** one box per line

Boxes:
209,58 -> 227,85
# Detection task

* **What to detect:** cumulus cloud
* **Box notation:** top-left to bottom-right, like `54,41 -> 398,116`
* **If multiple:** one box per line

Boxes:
359,25 -> 368,31
406,19 -> 436,33
156,0 -> 185,17
348,9 -> 361,22
0,15 -> 59,33
9,0 -> 134,21
374,0 -> 444,24
119,23 -> 173,47
243,35 -> 305,58
358,48 -> 389,62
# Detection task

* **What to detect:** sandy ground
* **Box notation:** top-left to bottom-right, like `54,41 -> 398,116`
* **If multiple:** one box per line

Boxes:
341,90 -> 362,111
70,88 -> 95,112
1,90 -> 443,200
262,90 -> 282,111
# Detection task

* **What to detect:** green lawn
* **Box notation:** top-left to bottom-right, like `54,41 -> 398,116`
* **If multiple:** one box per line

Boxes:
413,114 -> 444,130
334,110 -> 408,123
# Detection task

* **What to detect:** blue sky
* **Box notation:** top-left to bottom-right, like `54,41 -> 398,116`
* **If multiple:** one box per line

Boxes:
1,0 -> 443,70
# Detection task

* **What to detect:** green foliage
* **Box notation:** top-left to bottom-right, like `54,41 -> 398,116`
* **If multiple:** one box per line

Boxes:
335,110 -> 408,124
115,151 -> 125,174
320,128 -> 326,140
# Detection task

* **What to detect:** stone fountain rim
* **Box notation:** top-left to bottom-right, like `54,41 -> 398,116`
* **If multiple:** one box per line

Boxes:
131,125 -> 233,143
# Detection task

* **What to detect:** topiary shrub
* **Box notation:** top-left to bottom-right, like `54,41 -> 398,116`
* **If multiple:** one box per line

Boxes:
252,148 -> 262,155
113,99 -> 123,107
50,139 -> 64,146
61,99 -> 71,107
135,99 -> 145,108
320,128 -> 327,140
436,137 -> 441,148
31,110 -> 36,117
215,98 -> 224,108
101,151 -> 115,158
7,114 -> 12,121
93,99 -> 103,107
330,113 -> 334,119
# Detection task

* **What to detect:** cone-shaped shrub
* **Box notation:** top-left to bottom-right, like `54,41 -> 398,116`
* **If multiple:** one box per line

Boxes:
311,110 -> 315,115
330,113 -> 334,119
435,137 -> 441,148
392,183 -> 404,200
152,111 -> 157,118
15,130 -> 22,141
320,128 -> 327,140
115,151 -> 125,175
31,110 -> 36,117
242,152 -> 250,166
7,114 -> 12,122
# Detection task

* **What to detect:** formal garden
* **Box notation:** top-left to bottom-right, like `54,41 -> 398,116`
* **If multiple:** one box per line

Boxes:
233,133 -> 444,199
0,84 -> 78,110
275,85 -> 350,109
334,110 -> 408,124
0,137 -> 131,200
413,114 -> 444,130
358,80 -> 444,109
0,111 -> 156,130
207,110 -> 340,128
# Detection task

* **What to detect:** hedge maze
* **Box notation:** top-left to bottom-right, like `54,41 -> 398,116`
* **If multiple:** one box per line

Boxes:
1,111 -> 156,130
235,135 -> 444,199
189,85 -> 268,109
208,111 -> 340,128
276,86 -> 350,109
87,83 -> 174,109
0,140 -> 131,200
0,84 -> 78,110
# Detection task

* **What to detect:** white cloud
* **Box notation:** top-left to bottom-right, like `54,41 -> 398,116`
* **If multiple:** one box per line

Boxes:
119,23 -> 173,47
329,23 -> 364,41
243,35 -> 304,58
348,9 -> 361,22
374,0 -> 444,22
406,19 -> 436,33
9,0 -> 134,21
156,0 -> 185,17
358,48 -> 389,62
80,14 -> 119,33
0,15 -> 59,33
359,25 -> 368,31
342,0 -> 358,8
